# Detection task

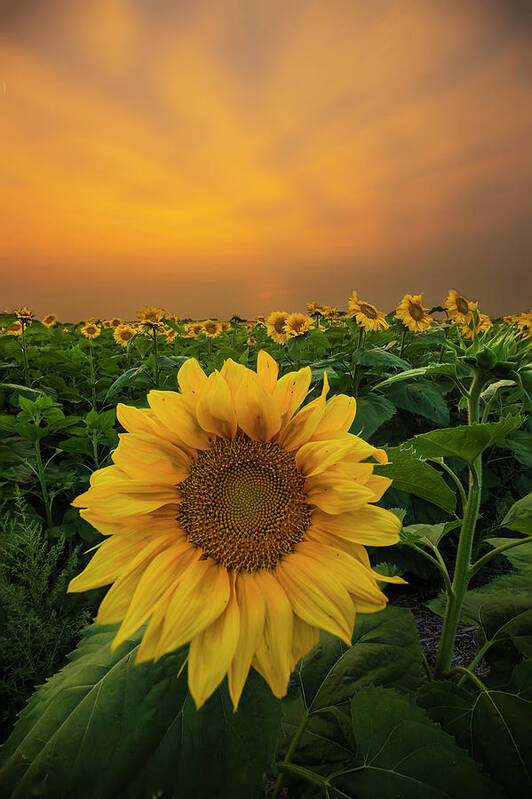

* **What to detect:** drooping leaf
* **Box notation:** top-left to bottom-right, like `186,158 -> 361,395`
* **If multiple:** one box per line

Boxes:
374,362 -> 457,390
375,445 -> 457,514
0,624 -> 281,799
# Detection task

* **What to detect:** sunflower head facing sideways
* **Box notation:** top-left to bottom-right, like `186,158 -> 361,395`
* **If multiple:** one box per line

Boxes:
68,352 -> 403,710
114,324 -> 136,347
285,312 -> 314,337
138,305 -> 166,324
42,313 -> 57,328
395,294 -> 434,333
265,311 -> 291,344
444,289 -> 476,324
347,291 -> 389,332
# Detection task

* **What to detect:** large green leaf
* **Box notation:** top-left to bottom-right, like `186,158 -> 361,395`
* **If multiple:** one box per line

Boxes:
385,380 -> 450,426
352,348 -> 410,370
486,536 -> 532,572
502,492 -> 532,535
374,362 -> 457,390
375,445 -> 457,514
0,624 -> 281,799
408,415 -> 524,465
418,679 -> 532,796
328,685 -> 498,799
351,395 -> 396,440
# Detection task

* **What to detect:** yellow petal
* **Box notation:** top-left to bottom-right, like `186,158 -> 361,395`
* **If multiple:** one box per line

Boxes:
111,540 -> 199,651
228,573 -> 266,710
148,390 -> 213,450
68,533 -> 151,593
220,358 -> 248,402
235,372 -> 281,441
252,571 -> 293,698
273,367 -> 311,427
311,394 -> 356,438
112,433 -> 190,484
276,555 -> 354,644
196,373 -> 237,439
364,474 -> 393,502
116,404 -> 157,435
177,358 -> 208,405
156,560 -> 230,658
277,373 -> 329,450
306,476 -> 375,514
295,437 -> 359,477
310,505 -> 402,546
291,616 -> 320,669
256,350 -> 278,393
188,576 -> 240,708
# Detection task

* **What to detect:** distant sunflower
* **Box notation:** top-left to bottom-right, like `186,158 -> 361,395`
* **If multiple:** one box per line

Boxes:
247,336 -> 257,346
266,311 -> 291,344
184,322 -> 204,338
516,311 -> 532,333
109,317 -> 122,329
202,319 -> 223,338
114,324 -> 136,347
307,302 -> 329,316
347,292 -> 388,332
166,328 -> 178,343
444,290 -> 476,324
285,312 -> 314,337
68,353 -> 402,710
42,314 -> 57,328
16,306 -> 34,322
6,321 -> 22,336
138,305 -> 165,324
221,321 -> 232,332
81,323 -> 101,340
103,320 -> 113,329
460,313 -> 493,339
395,294 -> 433,332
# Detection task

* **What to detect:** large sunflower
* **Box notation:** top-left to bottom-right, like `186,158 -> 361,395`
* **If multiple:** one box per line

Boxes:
395,293 -> 433,332
68,353 -> 402,710
347,291 -> 388,332
266,311 -> 291,344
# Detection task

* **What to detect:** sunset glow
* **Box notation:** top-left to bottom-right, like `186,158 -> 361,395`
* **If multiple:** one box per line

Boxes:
2,0 -> 531,318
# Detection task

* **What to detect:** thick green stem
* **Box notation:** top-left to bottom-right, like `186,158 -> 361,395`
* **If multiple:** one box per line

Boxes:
434,369 -> 485,677
34,439 -> 53,529
92,432 -> 100,469
271,709 -> 310,799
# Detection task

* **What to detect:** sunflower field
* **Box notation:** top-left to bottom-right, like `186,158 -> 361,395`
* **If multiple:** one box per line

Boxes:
0,292 -> 531,799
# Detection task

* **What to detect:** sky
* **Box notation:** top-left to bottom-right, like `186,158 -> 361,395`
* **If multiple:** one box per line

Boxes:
1,0 -> 532,320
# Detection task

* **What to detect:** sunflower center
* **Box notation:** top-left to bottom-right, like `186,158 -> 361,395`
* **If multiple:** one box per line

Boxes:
359,303 -> 378,319
176,436 -> 312,572
456,296 -> 469,314
408,302 -> 425,321
273,316 -> 288,334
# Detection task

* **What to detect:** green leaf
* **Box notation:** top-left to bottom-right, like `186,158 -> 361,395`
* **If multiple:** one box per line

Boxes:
487,536 -> 532,572
409,415 -> 524,465
352,347 -> 410,370
401,520 -> 461,548
0,624 -> 281,799
502,492 -> 532,535
104,366 -> 148,401
418,679 -> 532,796
374,362 -> 457,389
375,445 -> 457,514
385,379 -> 450,426
351,395 -> 396,439
328,685 -> 497,799
496,432 -> 532,467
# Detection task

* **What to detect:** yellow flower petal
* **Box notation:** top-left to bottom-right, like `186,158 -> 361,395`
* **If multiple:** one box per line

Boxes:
148,390 -> 213,450
196,373 -> 237,439
67,533 -> 153,593
235,372 -> 281,441
228,573 -> 266,710
311,395 -> 356,439
177,357 -> 208,405
306,478 -> 376,514
273,367 -> 312,427
295,437 -> 359,477
252,571 -> 294,698
291,616 -> 320,669
188,576 -> 240,708
112,433 -> 190,484
256,350 -> 278,393
277,372 -> 329,450
156,560 -> 230,658
310,505 -> 402,546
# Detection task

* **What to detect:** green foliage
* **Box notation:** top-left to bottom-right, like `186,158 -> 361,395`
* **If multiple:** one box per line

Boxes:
375,445 -> 457,514
408,415 -> 525,465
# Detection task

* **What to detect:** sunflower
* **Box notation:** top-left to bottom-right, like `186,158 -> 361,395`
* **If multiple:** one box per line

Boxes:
202,319 -> 223,338
16,306 -> 34,322
6,321 -> 22,336
221,321 -> 232,333
516,311 -> 532,333
81,323 -> 101,340
184,322 -> 204,338
460,312 -> 493,339
42,313 -> 57,327
347,292 -> 388,332
103,321 -> 113,329
306,302 -> 329,316
247,336 -> 257,346
395,294 -> 433,332
444,290 -> 476,324
114,324 -> 136,347
109,317 -> 122,328
266,311 -> 291,344
68,353 -> 402,710
166,328 -> 178,343
138,305 -> 165,324
285,312 -> 314,337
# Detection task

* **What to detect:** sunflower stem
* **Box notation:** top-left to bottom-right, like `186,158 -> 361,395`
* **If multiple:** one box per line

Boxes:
272,709 -> 310,798
399,326 -> 407,359
434,368 -> 485,678
34,437 -> 53,530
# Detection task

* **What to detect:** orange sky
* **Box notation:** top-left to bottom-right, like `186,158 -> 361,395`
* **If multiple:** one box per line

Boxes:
1,0 -> 532,320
